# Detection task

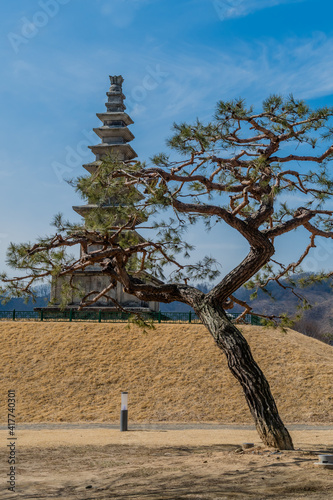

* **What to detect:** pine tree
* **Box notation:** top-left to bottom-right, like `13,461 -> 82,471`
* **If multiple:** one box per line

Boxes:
3,94 -> 333,449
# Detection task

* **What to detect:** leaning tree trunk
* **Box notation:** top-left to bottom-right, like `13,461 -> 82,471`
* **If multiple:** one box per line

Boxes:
196,301 -> 294,450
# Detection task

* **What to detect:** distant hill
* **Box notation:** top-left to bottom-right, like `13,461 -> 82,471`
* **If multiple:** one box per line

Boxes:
162,277 -> 333,343
232,277 -> 333,343
0,296 -> 49,311
1,276 -> 332,343
160,301 -> 192,312
234,276 -> 333,314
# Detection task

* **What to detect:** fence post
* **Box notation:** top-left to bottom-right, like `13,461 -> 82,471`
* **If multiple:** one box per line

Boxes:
98,309 -> 102,323
158,310 -> 161,324
69,308 -> 73,322
12,309 -> 15,321
189,311 -> 192,323
40,309 -> 44,322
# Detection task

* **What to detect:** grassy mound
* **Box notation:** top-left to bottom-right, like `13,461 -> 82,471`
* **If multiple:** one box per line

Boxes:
0,322 -> 332,424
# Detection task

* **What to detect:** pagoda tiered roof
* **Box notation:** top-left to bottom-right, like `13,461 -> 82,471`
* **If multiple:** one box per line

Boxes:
93,126 -> 135,142
96,112 -> 134,125
73,75 -> 138,215
82,160 -> 102,174
48,75 -> 160,314
88,143 -> 137,160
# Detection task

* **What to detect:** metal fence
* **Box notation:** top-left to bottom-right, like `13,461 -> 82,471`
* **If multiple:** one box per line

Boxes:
0,309 -> 262,325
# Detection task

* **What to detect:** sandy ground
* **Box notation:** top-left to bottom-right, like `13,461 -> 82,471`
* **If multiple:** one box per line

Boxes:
0,426 -> 333,499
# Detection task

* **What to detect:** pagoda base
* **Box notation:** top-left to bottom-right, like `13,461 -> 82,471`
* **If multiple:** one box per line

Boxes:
48,270 -> 159,313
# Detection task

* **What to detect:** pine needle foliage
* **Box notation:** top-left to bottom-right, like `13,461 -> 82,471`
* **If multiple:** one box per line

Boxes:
2,95 -> 333,325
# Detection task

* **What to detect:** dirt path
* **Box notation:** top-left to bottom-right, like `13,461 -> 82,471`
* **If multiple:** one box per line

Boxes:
1,427 -> 332,499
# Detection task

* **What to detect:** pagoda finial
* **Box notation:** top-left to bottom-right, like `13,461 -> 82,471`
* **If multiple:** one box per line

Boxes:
109,75 -> 124,91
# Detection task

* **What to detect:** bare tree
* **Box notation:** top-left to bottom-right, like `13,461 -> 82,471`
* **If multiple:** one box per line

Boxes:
3,94 -> 333,449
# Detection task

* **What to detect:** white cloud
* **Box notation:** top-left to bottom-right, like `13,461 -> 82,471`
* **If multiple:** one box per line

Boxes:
124,40 -> 304,130
213,0 -> 306,21
0,170 -> 13,179
97,0 -> 153,28
6,30 -> 333,135
245,33 -> 333,101
11,59 -> 35,77
159,32 -> 333,119
283,38 -> 333,99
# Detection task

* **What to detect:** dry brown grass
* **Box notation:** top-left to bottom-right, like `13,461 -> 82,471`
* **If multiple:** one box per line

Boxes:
0,322 -> 332,424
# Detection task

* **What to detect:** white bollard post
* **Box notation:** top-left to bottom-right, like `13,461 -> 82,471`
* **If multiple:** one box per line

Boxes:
120,392 -> 128,431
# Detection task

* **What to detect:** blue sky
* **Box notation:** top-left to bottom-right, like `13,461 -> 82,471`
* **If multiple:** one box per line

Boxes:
1,0 -> 333,280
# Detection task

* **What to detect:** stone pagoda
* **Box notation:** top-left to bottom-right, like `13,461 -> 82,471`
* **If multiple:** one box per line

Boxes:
49,76 -> 159,313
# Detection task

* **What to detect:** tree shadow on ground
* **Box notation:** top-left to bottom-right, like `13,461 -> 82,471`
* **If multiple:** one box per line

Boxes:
3,444 -> 332,500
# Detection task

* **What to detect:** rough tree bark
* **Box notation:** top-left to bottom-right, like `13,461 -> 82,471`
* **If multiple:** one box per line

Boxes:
195,299 -> 294,450
123,278 -> 294,450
